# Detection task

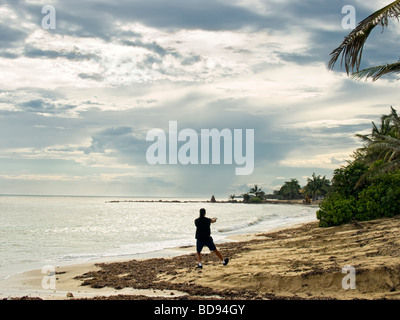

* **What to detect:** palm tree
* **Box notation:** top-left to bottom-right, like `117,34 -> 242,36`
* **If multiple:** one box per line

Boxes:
279,179 -> 301,200
355,107 -> 400,185
383,106 -> 400,136
366,133 -> 400,172
329,0 -> 400,81
242,193 -> 250,203
249,184 -> 265,198
355,110 -> 394,164
304,173 -> 331,200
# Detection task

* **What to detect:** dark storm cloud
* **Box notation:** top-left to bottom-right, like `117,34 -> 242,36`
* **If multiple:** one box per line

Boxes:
3,0 -> 268,43
181,54 -> 202,66
121,39 -> 179,58
24,45 -> 100,61
0,50 -> 20,59
0,23 -> 27,47
78,73 -> 104,82
3,0 -> 397,71
18,99 -> 77,115
4,0 -> 394,75
91,0 -> 268,31
83,126 -> 148,164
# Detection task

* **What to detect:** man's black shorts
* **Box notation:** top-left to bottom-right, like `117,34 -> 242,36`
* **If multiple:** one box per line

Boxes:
196,236 -> 217,253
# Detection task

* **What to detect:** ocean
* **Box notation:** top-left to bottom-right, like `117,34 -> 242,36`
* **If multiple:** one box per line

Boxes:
0,195 -> 318,280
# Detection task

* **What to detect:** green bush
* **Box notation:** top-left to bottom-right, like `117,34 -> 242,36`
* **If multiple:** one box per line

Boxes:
331,161 -> 369,197
355,172 -> 400,221
317,171 -> 400,227
250,197 -> 262,203
317,192 -> 356,227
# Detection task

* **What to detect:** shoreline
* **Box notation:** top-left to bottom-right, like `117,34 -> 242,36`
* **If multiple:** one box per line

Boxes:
0,209 -> 317,287
0,248 -> 197,300
0,220 -> 312,300
3,217 -> 400,300
105,199 -> 321,206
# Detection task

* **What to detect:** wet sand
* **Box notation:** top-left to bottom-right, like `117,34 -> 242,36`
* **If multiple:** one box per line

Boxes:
3,217 -> 400,300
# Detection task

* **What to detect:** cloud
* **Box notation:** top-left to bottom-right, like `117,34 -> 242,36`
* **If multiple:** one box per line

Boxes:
90,0 -> 269,31
121,39 -> 179,58
1,0 -> 400,196
0,23 -> 27,47
83,125 -> 149,168
78,72 -> 104,82
24,45 -> 100,61
18,99 -> 76,114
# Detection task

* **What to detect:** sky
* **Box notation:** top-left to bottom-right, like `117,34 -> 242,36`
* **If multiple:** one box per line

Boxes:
1,0 -> 400,198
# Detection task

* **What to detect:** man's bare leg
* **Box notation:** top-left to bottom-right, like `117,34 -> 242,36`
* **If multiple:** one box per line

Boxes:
213,249 -> 229,266
196,252 -> 202,263
196,250 -> 229,269
213,249 -> 223,261
196,252 -> 203,269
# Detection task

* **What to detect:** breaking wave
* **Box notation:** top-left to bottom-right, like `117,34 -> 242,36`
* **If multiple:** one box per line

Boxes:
217,216 -> 267,233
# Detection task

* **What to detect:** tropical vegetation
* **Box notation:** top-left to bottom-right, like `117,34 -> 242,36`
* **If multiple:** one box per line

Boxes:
275,179 -> 301,200
329,0 -> 400,81
319,2 -> 400,226
232,106 -> 400,228
303,173 -> 331,201
234,175 -> 331,203
317,107 -> 400,227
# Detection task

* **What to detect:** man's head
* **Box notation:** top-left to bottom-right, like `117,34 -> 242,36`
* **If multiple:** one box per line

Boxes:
199,208 -> 206,217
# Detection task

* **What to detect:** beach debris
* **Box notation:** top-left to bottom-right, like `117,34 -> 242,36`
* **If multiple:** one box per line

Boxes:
351,219 -> 364,229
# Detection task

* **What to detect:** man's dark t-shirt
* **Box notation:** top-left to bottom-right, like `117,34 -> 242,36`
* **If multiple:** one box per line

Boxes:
195,217 -> 212,241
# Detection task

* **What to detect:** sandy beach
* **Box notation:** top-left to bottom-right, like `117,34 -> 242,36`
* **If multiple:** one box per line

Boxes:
2,216 -> 400,300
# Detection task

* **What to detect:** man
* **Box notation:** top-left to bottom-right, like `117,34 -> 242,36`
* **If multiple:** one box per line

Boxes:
194,208 -> 229,269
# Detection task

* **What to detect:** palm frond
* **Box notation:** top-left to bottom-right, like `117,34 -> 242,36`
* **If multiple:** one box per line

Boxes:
368,134 -> 400,162
373,133 -> 400,145
383,106 -> 400,136
351,62 -> 400,81
355,158 -> 400,188
329,0 -> 400,74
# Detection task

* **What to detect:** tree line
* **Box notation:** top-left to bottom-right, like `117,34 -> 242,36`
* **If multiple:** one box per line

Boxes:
229,173 -> 331,203
324,2 -> 400,227
317,107 -> 400,227
229,106 -> 400,228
